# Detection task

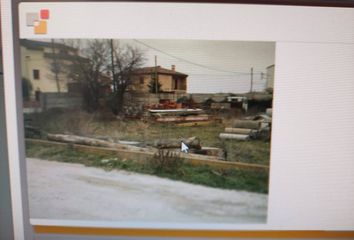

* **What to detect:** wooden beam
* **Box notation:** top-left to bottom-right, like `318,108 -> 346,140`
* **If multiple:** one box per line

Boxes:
26,139 -> 269,171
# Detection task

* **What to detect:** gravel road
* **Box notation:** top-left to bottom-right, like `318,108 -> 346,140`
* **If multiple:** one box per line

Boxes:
27,158 -> 267,223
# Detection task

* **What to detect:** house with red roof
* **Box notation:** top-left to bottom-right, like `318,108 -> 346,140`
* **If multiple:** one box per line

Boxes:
129,65 -> 188,93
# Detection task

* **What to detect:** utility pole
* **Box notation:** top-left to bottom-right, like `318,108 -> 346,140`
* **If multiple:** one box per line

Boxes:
51,39 -> 61,93
154,55 -> 158,94
250,67 -> 254,93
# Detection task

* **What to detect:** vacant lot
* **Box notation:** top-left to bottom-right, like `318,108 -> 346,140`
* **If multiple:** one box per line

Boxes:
26,110 -> 271,165
25,109 -> 270,193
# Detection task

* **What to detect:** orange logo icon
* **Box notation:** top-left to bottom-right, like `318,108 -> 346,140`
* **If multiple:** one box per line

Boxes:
26,9 -> 50,34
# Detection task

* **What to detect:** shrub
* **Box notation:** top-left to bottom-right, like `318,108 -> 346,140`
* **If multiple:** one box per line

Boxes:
148,75 -> 162,93
22,78 -> 33,101
150,149 -> 184,174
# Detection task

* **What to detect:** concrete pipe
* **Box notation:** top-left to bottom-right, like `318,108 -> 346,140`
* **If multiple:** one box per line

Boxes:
232,120 -> 260,130
219,133 -> 250,141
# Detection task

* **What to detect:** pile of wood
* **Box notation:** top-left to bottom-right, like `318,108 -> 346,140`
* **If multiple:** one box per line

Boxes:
46,133 -> 151,152
45,134 -> 225,160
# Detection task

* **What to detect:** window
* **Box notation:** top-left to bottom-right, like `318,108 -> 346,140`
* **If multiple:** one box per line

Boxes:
33,69 -> 40,80
139,76 -> 144,84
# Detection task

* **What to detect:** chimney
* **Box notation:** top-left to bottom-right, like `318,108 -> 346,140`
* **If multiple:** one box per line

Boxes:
171,65 -> 176,72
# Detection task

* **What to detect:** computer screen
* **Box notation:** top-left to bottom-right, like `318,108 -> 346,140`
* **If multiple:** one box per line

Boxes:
1,1 -> 354,239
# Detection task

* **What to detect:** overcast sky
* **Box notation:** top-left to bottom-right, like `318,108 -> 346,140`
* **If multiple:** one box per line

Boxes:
120,39 -> 275,93
40,38 -> 275,93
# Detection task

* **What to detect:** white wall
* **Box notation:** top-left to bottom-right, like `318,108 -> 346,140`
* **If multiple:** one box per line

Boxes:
269,42 -> 354,229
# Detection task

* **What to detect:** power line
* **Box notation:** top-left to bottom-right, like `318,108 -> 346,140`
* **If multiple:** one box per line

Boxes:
133,39 -> 262,75
188,73 -> 264,76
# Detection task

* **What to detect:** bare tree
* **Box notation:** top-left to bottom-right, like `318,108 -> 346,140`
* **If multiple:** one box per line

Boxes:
108,39 -> 145,115
48,39 -> 76,93
67,39 -> 145,114
68,39 -> 109,112
49,39 -> 62,93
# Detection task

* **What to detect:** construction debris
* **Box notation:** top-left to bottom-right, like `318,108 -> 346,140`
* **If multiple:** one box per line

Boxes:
153,136 -> 201,149
232,120 -> 260,130
220,107 -> 272,141
117,140 -> 141,146
258,126 -> 271,141
252,114 -> 271,123
27,138 -> 269,172
46,134 -> 149,152
210,102 -> 231,110
145,98 -> 213,124
155,114 -> 210,123
149,108 -> 203,115
197,147 -> 225,159
226,96 -> 248,112
147,99 -> 183,110
254,109 -> 272,140
45,133 -> 229,162
176,121 -> 213,127
219,133 -> 250,141
224,127 -> 257,135
42,134 -> 235,167
149,107 -> 211,124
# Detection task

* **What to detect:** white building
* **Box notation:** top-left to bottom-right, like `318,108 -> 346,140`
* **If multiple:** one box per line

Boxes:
20,39 -> 77,100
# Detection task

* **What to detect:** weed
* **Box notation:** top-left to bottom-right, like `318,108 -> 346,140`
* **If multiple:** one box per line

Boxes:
150,149 -> 184,174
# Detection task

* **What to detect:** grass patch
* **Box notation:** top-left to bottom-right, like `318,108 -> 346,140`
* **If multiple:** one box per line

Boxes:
25,110 -> 270,165
26,142 -> 269,194
223,140 -> 271,165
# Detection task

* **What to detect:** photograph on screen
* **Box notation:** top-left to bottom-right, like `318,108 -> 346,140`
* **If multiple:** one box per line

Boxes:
21,38 -> 274,224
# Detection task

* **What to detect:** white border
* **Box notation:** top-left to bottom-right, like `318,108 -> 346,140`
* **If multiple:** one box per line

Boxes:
1,0 -> 32,239
19,2 -> 354,43
3,2 -> 354,237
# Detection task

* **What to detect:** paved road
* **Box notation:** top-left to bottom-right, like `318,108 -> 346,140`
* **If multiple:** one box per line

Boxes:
27,158 -> 267,223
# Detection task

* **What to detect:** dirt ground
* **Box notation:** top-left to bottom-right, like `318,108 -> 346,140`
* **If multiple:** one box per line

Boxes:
27,158 -> 267,223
